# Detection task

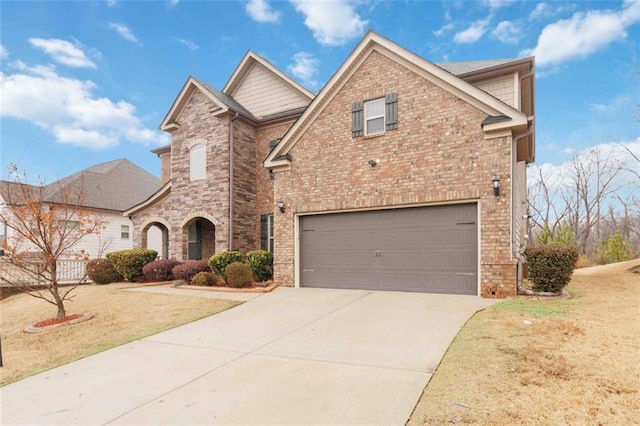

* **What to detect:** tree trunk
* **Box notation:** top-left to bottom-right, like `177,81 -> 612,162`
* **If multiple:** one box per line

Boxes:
56,302 -> 66,320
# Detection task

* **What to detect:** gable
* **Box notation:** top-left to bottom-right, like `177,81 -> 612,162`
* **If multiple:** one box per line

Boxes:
265,31 -> 531,170
224,52 -> 313,119
231,63 -> 311,118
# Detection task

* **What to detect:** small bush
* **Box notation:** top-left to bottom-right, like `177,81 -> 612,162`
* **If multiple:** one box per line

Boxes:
142,259 -> 181,282
87,258 -> 123,285
208,251 -> 244,281
191,271 -> 218,287
246,250 -> 273,282
525,245 -> 579,293
225,262 -> 253,288
172,260 -> 210,283
106,249 -> 157,282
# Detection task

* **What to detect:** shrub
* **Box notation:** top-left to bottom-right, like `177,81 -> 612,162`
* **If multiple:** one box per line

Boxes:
225,262 -> 253,288
191,271 -> 218,287
172,260 -> 210,283
142,259 -> 181,282
246,250 -> 273,281
525,245 -> 579,293
208,251 -> 244,281
86,258 -> 123,285
106,249 -> 157,282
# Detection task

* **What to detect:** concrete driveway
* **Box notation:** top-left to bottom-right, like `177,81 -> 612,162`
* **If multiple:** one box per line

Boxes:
1,287 -> 496,425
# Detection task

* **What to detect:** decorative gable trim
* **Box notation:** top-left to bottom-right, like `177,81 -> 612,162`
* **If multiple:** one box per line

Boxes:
264,31 -> 529,169
160,77 -> 231,132
224,51 -> 315,101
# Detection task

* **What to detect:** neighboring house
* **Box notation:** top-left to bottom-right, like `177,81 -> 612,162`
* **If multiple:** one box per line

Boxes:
0,159 -> 161,260
127,31 -> 535,298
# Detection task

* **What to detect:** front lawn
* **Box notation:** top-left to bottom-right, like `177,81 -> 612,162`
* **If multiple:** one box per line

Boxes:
409,259 -> 640,425
0,283 -> 239,386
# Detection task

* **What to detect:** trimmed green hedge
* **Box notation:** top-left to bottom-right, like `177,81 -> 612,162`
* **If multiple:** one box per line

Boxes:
525,245 -> 579,293
106,249 -> 157,282
246,250 -> 273,281
191,271 -> 218,287
208,251 -> 243,281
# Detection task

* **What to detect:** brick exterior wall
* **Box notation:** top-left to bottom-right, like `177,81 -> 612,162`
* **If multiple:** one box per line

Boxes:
273,51 -> 517,297
254,121 -> 296,245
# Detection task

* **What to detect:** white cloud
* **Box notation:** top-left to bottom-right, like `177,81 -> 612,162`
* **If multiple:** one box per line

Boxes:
175,38 -> 198,50
29,38 -> 96,68
491,20 -> 522,44
108,22 -> 139,43
0,44 -> 8,60
246,0 -> 280,23
287,51 -> 320,89
168,0 -> 179,6
433,22 -> 455,37
453,17 -> 491,44
484,0 -> 516,10
530,138 -> 640,197
290,0 -> 367,46
521,1 -> 640,67
0,61 -> 166,150
105,0 -> 117,7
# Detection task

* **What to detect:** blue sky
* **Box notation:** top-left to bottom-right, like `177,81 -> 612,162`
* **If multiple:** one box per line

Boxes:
1,0 -> 639,183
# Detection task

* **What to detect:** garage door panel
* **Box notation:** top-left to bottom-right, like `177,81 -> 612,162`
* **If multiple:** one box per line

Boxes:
300,204 -> 478,295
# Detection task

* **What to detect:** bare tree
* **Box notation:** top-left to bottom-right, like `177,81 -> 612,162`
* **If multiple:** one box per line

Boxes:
0,164 -> 106,319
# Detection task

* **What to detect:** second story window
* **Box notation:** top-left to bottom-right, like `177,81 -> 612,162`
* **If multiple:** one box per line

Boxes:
190,143 -> 206,181
352,93 -> 398,138
365,98 -> 385,135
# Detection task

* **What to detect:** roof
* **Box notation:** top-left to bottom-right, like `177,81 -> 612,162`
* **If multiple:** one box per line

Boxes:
193,77 -> 255,118
436,58 -> 522,76
264,31 -> 531,170
3,159 -> 162,212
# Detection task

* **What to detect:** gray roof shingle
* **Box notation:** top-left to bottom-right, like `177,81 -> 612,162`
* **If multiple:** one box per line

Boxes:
35,159 -> 161,212
191,77 -> 256,119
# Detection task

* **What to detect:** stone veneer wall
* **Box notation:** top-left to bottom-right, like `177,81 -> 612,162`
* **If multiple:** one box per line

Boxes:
132,90 -> 232,260
231,119 -> 257,252
273,50 -> 517,297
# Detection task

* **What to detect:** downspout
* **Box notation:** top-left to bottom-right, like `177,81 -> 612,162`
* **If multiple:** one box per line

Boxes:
513,126 -> 533,294
229,111 -> 239,251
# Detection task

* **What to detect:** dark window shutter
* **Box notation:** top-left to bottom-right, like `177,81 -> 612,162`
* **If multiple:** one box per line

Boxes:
385,92 -> 398,130
260,214 -> 268,251
352,102 -> 363,137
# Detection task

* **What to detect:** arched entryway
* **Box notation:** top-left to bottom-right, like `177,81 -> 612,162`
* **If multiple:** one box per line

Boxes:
182,217 -> 215,261
141,221 -> 169,259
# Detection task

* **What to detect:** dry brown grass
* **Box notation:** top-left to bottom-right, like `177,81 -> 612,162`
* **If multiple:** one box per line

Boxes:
409,259 -> 640,426
0,283 -> 239,386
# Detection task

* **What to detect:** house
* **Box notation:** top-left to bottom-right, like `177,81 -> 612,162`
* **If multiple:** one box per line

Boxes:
127,31 -> 535,298
0,159 -> 161,260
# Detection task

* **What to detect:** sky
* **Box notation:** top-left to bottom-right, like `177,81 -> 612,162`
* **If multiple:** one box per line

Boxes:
1,0 -> 639,184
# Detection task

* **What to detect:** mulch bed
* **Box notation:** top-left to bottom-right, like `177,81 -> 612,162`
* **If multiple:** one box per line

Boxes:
24,313 -> 94,333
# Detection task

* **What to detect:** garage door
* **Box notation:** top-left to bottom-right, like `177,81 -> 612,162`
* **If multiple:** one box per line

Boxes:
300,204 -> 477,294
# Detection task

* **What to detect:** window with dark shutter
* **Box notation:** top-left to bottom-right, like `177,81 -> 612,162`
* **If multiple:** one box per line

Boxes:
260,214 -> 268,251
352,102 -> 363,137
385,92 -> 397,130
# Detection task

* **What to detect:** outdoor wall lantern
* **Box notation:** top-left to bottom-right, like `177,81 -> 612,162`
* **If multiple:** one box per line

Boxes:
492,176 -> 501,197
277,200 -> 285,213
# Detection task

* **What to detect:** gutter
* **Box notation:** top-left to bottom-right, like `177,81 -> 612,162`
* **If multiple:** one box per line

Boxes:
229,111 -> 239,251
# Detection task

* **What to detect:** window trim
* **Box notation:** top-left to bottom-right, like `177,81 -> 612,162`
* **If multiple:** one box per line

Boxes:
364,98 -> 385,136
189,143 -> 206,181
121,225 -> 130,240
